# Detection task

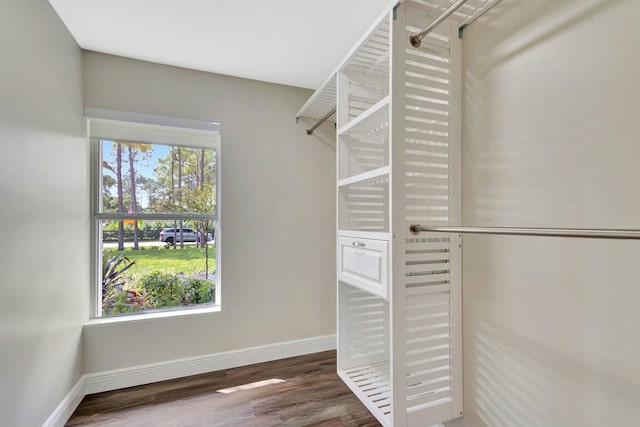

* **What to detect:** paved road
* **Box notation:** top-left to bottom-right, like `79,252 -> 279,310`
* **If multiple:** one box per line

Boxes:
102,241 -> 208,249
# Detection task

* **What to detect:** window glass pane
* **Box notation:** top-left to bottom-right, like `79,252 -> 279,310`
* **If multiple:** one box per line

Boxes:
100,220 -> 216,316
101,141 -> 217,215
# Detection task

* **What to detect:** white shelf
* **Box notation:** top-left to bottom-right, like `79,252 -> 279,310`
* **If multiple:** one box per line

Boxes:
338,278 -> 388,300
338,165 -> 389,188
338,363 -> 392,427
338,95 -> 390,136
337,230 -> 390,241
296,73 -> 336,121
340,9 -> 391,81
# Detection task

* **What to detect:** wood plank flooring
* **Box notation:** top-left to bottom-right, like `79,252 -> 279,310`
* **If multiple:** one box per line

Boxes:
66,351 -> 382,427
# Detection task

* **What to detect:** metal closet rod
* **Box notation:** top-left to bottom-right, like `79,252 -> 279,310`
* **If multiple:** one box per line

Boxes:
458,0 -> 502,34
410,0 -> 469,47
409,225 -> 640,240
411,0 -> 505,45
306,107 -> 336,135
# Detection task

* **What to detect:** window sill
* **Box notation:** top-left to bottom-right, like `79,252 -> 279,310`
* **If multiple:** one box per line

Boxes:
85,305 -> 221,326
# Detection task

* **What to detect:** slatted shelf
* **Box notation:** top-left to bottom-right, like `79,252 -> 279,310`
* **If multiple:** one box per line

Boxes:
338,165 -> 389,188
337,229 -> 390,241
338,363 -> 392,427
296,73 -> 336,121
341,16 -> 390,80
338,95 -> 389,137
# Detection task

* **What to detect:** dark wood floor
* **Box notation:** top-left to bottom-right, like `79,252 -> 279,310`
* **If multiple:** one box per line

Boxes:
66,350 -> 381,427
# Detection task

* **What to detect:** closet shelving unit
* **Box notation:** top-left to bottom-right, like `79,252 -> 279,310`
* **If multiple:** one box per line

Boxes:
335,3 -> 463,425
298,1 -> 501,426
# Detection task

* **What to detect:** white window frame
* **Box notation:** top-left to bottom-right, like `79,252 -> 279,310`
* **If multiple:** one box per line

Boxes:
86,108 -> 221,319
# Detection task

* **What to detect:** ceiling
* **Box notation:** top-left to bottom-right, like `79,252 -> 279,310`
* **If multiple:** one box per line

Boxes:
47,0 -> 394,89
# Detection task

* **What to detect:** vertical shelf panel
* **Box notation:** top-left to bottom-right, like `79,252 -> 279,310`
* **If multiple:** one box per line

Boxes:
400,3 -> 463,424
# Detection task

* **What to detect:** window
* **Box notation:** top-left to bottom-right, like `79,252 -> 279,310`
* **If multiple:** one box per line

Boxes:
88,109 -> 220,318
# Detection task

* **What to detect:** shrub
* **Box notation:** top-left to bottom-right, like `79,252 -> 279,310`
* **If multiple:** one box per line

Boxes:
105,289 -> 146,315
182,277 -> 214,305
141,272 -> 182,308
102,252 -> 143,315
103,271 -> 215,315
102,252 -> 135,298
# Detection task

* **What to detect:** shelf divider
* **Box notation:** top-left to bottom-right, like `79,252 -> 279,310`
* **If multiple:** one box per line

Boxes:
338,165 -> 390,188
337,95 -> 390,136
337,230 -> 390,241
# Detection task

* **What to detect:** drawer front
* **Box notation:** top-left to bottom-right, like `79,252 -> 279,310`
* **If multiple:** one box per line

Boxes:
338,236 -> 389,299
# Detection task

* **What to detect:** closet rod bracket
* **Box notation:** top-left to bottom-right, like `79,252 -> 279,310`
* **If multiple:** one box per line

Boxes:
458,24 -> 468,38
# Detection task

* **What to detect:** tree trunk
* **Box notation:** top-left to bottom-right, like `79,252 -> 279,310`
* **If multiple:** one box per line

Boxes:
198,149 -> 206,248
171,148 -> 175,249
128,145 -> 139,250
178,148 -> 184,249
200,149 -> 205,189
204,237 -> 209,279
116,142 -> 124,251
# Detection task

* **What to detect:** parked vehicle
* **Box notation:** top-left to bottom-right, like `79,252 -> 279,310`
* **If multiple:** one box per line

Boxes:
159,228 -> 213,245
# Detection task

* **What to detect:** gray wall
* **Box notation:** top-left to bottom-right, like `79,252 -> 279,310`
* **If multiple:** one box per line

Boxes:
0,1 -> 87,425
448,1 -> 640,426
81,52 -> 337,373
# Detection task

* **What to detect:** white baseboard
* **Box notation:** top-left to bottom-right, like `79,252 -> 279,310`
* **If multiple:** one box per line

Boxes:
43,334 -> 336,426
42,377 -> 86,427
84,334 -> 336,395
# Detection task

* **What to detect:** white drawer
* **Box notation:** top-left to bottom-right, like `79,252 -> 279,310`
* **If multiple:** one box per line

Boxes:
338,236 -> 389,299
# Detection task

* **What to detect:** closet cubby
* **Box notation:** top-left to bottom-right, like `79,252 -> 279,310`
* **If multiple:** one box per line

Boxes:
338,284 -> 391,419
337,97 -> 389,182
337,15 -> 390,128
338,173 -> 389,235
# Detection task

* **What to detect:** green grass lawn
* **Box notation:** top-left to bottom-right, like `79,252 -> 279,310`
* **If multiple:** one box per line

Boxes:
104,246 -> 217,279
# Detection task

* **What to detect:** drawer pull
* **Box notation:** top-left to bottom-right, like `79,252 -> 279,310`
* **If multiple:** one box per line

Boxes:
352,242 -> 366,247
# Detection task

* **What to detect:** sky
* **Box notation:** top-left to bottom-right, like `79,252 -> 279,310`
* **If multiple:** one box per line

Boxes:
102,141 -> 170,209
103,140 -> 169,180
101,141 -> 216,211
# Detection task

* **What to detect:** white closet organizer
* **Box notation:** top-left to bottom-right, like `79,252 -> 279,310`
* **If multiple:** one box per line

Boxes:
336,3 -> 463,425
297,1 -> 498,426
